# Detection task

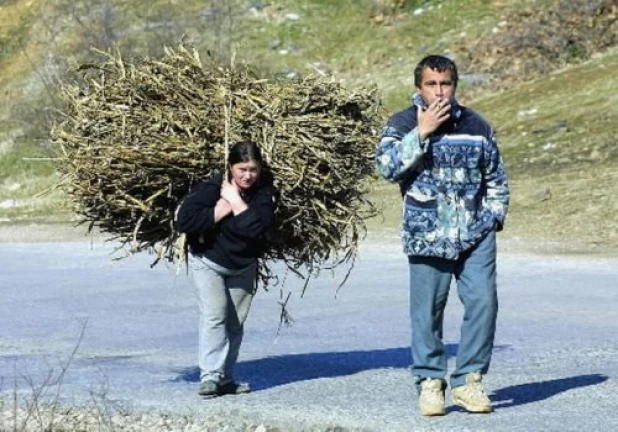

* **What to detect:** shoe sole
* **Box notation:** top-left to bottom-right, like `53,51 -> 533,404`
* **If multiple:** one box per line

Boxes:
420,408 -> 446,416
218,383 -> 251,396
225,389 -> 251,395
452,397 -> 492,413
199,383 -> 251,398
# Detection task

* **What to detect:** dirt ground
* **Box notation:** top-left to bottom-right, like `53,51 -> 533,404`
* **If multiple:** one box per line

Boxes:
0,222 -> 103,243
3,222 -> 617,261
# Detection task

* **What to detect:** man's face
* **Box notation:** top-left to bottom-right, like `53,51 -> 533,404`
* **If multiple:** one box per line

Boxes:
417,67 -> 456,106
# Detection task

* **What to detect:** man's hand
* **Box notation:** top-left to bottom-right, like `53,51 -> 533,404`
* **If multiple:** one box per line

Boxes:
417,98 -> 451,141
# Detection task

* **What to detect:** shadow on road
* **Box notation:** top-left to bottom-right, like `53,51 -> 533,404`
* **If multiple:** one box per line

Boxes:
173,344 -> 511,390
448,374 -> 608,412
174,346 -> 412,389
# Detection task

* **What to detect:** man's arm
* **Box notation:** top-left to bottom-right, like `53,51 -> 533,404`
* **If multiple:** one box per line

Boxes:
376,101 -> 449,182
484,130 -> 510,230
375,121 -> 429,182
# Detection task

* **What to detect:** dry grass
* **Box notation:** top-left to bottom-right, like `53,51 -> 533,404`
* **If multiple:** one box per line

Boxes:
0,0 -> 44,87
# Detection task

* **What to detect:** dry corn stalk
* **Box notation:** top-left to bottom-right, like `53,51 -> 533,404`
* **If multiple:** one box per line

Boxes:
51,44 -> 385,288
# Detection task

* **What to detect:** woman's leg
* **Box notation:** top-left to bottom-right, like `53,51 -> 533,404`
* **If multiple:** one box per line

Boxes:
189,254 -> 229,384
222,263 -> 257,383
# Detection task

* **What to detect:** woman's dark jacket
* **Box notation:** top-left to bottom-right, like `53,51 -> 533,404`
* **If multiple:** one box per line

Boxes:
176,172 -> 277,270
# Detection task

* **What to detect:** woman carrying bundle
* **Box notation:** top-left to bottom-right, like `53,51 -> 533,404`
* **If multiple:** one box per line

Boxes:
176,141 -> 277,398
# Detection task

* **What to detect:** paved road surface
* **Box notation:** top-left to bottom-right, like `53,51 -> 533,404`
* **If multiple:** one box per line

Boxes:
1,237 -> 616,431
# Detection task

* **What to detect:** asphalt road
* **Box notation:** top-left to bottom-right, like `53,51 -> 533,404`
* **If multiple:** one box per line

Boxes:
1,236 -> 617,431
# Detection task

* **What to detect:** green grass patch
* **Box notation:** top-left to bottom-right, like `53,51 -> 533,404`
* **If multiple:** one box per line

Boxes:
0,141 -> 56,180
467,49 -> 618,251
0,143 -> 70,222
475,49 -> 618,175
0,171 -> 69,222
233,0 -> 498,93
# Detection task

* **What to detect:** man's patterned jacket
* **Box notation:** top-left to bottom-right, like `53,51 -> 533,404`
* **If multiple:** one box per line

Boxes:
376,94 -> 510,260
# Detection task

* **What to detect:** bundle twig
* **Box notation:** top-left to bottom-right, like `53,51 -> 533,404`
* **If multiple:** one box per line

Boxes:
51,44 -> 385,288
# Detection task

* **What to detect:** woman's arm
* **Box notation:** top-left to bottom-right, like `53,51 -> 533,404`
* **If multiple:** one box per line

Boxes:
176,176 -> 222,234
223,185 -> 277,240
214,198 -> 233,222
220,179 -> 249,216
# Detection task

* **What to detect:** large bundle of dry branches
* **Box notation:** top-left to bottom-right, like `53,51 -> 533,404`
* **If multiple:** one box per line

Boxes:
51,44 -> 384,286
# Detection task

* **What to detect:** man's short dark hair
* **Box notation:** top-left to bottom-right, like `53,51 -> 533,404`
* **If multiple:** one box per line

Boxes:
414,55 -> 458,89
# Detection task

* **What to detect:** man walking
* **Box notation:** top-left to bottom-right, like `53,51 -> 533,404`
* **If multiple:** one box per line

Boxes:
376,55 -> 510,416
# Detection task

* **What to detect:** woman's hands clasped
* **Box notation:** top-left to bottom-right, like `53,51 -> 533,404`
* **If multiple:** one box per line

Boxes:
219,179 -> 248,217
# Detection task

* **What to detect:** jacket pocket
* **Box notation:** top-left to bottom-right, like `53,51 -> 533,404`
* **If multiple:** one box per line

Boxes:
403,192 -> 438,234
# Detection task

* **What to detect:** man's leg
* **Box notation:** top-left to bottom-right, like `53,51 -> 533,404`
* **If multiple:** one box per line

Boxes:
451,230 -> 498,387
449,231 -> 497,414
408,255 -> 454,385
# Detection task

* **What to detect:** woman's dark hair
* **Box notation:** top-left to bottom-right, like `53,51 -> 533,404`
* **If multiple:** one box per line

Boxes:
227,141 -> 263,166
413,55 -> 459,89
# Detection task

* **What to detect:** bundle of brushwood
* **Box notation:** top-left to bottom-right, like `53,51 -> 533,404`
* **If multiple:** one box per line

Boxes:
51,44 -> 384,287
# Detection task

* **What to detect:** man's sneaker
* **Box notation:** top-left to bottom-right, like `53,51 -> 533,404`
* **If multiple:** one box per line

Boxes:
197,380 -> 219,398
451,372 -> 493,413
419,378 -> 446,416
219,381 -> 251,395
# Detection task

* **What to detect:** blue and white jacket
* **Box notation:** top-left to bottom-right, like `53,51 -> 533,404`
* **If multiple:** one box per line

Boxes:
376,94 -> 510,259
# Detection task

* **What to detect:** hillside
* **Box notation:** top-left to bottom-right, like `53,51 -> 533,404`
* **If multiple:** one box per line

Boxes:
1,0 -> 617,254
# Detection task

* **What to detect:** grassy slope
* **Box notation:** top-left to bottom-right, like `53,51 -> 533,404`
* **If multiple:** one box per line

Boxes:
477,49 -> 618,252
0,0 -> 616,252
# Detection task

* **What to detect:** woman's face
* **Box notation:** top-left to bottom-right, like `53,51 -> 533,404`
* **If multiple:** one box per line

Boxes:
229,160 -> 261,190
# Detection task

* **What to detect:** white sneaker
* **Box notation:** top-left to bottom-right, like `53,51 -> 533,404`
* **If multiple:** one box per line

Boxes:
451,372 -> 492,413
419,378 -> 446,416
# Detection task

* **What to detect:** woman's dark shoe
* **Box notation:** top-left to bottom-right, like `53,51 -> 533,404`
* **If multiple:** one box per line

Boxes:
198,380 -> 219,398
218,381 -> 251,395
